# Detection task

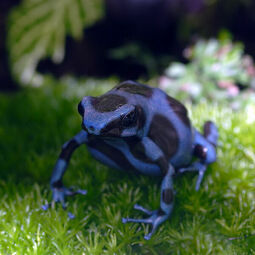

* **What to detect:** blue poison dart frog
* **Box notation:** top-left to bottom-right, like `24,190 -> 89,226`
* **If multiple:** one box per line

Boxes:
42,80 -> 218,240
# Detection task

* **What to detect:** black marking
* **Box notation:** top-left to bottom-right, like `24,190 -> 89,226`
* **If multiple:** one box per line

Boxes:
166,95 -> 190,127
100,105 -> 144,136
121,108 -> 138,128
116,81 -> 153,98
78,101 -> 84,116
100,118 -> 121,136
157,208 -> 166,216
59,140 -> 79,161
156,157 -> 169,176
91,94 -> 127,113
126,138 -> 155,164
148,114 -> 178,160
203,121 -> 212,137
88,138 -> 137,172
193,144 -> 207,160
162,188 -> 174,204
52,180 -> 63,188
203,121 -> 217,147
137,105 -> 146,130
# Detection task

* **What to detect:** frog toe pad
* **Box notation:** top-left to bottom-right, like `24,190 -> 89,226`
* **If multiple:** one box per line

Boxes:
52,187 -> 87,208
42,187 -> 87,212
179,162 -> 207,190
122,207 -> 169,240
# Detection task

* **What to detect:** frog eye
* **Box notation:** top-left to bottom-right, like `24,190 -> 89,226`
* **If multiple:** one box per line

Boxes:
121,108 -> 137,128
78,101 -> 84,116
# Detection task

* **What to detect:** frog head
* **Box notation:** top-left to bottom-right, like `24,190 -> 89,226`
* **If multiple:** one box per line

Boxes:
78,93 -> 145,137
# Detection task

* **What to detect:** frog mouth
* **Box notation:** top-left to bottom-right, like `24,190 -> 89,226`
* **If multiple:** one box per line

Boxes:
82,122 -> 121,137
100,128 -> 121,137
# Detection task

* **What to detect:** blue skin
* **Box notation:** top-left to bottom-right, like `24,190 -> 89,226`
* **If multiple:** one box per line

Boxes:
43,81 -> 218,240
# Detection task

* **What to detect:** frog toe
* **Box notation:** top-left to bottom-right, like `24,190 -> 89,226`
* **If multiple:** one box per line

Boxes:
42,186 -> 87,211
195,166 -> 207,191
133,204 -> 155,215
179,162 -> 207,190
41,203 -> 51,211
63,187 -> 87,197
67,212 -> 76,219
122,216 -> 152,224
122,209 -> 169,240
52,187 -> 68,208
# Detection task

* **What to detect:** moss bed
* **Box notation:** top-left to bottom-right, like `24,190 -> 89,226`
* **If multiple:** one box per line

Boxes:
0,81 -> 255,254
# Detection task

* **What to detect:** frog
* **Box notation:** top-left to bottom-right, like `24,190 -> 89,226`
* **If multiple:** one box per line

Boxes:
42,80 -> 218,240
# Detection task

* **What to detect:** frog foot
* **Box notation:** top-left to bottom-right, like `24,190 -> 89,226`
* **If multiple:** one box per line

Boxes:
179,162 -> 207,191
41,187 -> 87,214
122,204 -> 168,240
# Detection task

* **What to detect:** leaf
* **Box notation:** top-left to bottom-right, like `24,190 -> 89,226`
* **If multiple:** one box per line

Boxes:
7,0 -> 104,86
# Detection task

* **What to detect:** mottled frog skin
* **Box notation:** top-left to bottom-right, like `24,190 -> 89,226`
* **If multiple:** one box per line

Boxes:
44,81 -> 218,240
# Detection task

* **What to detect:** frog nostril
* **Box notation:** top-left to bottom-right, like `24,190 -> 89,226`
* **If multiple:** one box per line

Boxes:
88,126 -> 95,131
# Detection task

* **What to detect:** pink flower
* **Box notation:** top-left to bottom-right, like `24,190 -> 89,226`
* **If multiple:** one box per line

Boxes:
217,80 -> 235,89
180,83 -> 191,91
159,76 -> 172,89
227,85 -> 239,97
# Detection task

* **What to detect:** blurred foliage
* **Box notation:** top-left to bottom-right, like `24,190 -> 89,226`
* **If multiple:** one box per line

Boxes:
160,37 -> 255,108
108,42 -> 168,78
7,0 -> 104,87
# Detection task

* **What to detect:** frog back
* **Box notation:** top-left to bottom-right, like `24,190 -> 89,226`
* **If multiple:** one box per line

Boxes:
146,88 -> 194,168
111,81 -> 194,167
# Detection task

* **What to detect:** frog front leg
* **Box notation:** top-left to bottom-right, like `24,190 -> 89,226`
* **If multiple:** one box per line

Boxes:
42,130 -> 88,211
179,121 -> 218,190
122,138 -> 174,240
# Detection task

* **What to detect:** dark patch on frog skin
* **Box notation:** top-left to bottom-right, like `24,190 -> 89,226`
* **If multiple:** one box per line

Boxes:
193,144 -> 207,160
125,137 -> 155,164
162,188 -> 174,204
91,94 -> 127,113
203,121 -> 212,137
100,105 -> 146,137
166,94 -> 190,127
136,105 -> 146,130
203,121 -> 216,147
156,156 -> 169,176
78,101 -> 84,116
148,114 -> 178,160
87,137 -> 137,172
59,140 -> 79,161
52,180 -> 63,188
157,208 -> 167,216
115,81 -> 153,98
100,117 -> 122,136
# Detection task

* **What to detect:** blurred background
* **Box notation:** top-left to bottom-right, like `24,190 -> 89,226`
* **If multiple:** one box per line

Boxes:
1,0 -> 255,107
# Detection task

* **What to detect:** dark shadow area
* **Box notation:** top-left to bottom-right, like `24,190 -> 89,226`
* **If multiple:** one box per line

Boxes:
0,0 -> 20,91
37,0 -> 255,81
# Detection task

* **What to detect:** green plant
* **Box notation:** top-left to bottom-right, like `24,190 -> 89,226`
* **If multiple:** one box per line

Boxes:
7,0 -> 104,86
160,38 -> 255,108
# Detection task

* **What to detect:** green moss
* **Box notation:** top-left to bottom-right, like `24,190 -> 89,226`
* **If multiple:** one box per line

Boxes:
0,81 -> 255,254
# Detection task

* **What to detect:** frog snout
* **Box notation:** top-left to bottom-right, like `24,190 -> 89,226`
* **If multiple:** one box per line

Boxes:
84,123 -> 95,133
83,121 -> 101,135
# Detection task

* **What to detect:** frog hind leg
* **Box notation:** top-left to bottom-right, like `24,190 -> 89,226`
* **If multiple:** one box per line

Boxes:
122,164 -> 174,240
179,121 -> 218,190
42,130 -> 88,213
